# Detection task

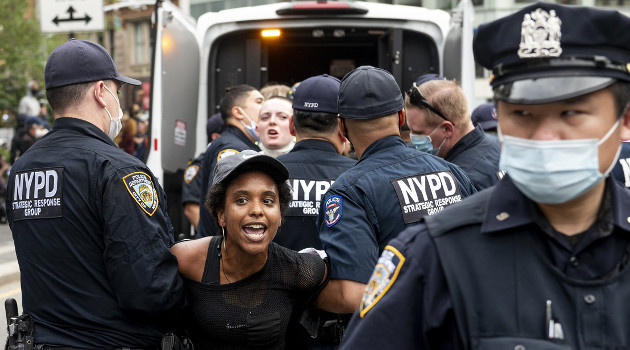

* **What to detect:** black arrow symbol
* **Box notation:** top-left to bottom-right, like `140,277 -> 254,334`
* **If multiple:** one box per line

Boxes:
52,6 -> 92,26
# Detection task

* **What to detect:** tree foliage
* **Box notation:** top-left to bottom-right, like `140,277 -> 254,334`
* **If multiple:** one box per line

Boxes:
0,0 -> 65,121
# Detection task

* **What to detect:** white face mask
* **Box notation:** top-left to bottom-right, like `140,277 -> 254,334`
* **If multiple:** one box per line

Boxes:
102,85 -> 123,140
237,107 -> 259,142
499,118 -> 622,204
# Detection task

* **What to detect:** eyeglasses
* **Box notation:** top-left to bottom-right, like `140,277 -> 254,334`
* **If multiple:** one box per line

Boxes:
408,82 -> 451,124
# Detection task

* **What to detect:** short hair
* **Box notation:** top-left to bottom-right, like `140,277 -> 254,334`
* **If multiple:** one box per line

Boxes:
205,165 -> 292,230
293,109 -> 339,135
407,80 -> 469,130
265,95 -> 292,105
46,81 -> 94,114
219,84 -> 257,121
609,81 -> 630,117
260,83 -> 291,100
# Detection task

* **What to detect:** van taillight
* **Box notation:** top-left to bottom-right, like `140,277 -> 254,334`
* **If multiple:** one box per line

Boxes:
276,1 -> 368,16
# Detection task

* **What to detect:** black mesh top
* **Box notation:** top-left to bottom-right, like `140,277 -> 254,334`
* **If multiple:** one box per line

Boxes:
183,236 -> 326,349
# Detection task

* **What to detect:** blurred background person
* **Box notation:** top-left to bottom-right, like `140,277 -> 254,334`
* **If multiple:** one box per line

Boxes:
134,112 -> 150,160
470,102 -> 498,137
16,116 -> 45,159
405,79 -> 501,189
171,150 -> 327,349
181,113 -> 226,236
258,96 -> 295,157
18,80 -> 41,120
118,113 -> 137,155
260,82 -> 291,100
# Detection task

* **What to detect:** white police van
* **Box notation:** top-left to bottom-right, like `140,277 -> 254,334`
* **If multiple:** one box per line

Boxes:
147,0 -> 475,234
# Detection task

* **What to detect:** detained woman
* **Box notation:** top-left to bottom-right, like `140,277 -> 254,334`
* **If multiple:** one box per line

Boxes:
171,150 -> 327,349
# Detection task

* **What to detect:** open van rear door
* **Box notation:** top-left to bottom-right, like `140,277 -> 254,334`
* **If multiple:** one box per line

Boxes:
147,0 -> 200,183
443,0 -> 475,110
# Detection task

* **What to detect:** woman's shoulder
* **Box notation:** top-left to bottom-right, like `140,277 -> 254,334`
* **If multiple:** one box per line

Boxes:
269,243 -> 327,288
170,237 -> 214,281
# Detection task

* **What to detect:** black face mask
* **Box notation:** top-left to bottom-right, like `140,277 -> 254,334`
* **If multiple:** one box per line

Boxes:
31,89 -> 39,96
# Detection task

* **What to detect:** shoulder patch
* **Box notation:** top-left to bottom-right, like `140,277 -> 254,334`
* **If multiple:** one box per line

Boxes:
390,170 -> 462,224
217,149 -> 239,161
359,245 -> 406,318
184,164 -> 200,183
123,172 -> 159,216
324,195 -> 342,227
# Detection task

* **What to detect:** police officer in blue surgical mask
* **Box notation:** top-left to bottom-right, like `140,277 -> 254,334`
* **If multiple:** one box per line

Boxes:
341,3 -> 630,348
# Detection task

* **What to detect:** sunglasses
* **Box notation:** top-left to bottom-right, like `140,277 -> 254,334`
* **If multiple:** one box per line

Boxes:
408,82 -> 451,124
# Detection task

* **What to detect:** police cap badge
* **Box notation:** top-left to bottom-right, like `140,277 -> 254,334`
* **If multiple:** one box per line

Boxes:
474,2 -> 630,104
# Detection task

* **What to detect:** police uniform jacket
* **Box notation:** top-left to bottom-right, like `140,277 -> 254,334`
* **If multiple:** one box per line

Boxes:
444,124 -> 501,190
182,153 -> 204,206
341,175 -> 630,349
316,135 -> 477,284
6,117 -> 185,348
611,142 -> 630,189
276,139 -> 356,250
197,126 -> 260,237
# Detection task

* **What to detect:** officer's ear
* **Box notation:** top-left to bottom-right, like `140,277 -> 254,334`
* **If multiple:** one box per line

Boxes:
232,106 -> 245,121
93,81 -> 108,108
619,102 -> 630,142
398,109 -> 406,128
289,115 -> 296,136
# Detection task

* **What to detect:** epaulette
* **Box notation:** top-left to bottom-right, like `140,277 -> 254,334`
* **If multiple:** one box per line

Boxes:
425,188 -> 492,237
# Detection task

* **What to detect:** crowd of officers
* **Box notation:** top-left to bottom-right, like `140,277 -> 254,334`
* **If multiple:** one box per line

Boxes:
6,1 -> 630,349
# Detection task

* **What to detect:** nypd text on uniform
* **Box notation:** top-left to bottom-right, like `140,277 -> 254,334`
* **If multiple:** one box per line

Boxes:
288,179 -> 334,216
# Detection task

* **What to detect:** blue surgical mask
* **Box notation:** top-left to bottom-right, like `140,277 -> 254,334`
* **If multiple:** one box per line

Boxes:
238,107 -> 259,142
410,125 -> 442,155
499,119 -> 622,204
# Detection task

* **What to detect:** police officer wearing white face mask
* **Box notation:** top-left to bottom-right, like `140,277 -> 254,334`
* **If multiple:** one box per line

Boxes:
6,39 -> 186,349
342,3 -> 630,348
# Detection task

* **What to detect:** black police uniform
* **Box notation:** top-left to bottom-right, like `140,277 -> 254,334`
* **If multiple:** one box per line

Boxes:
6,117 -> 185,348
197,126 -> 260,237
341,176 -> 630,348
182,153 -> 204,206
275,139 -> 356,251
611,142 -> 630,189
444,124 -> 501,190
317,136 -> 477,284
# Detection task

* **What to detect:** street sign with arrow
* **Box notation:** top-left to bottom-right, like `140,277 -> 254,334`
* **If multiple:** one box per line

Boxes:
39,0 -> 105,34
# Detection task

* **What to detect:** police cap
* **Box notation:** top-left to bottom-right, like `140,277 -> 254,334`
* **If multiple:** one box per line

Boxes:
471,102 -> 497,131
474,2 -> 630,104
45,39 -> 141,89
292,74 -> 340,114
338,66 -> 404,119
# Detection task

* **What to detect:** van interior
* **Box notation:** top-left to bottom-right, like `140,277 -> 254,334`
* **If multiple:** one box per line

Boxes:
207,27 -> 440,116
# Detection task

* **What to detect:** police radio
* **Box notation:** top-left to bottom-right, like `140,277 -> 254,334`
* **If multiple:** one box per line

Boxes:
4,298 -> 33,350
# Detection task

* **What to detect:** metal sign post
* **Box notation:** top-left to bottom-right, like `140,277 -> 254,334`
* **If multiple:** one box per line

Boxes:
39,0 -> 105,34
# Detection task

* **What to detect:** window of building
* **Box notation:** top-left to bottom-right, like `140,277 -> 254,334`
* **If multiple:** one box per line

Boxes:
134,21 -> 149,64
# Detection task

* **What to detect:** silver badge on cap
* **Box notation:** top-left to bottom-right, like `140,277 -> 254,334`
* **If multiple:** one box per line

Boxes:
518,8 -> 562,58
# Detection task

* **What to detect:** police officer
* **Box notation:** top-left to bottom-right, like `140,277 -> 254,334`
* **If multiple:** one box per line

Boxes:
6,39 -> 185,349
406,79 -> 502,189
471,102 -> 499,136
181,114 -> 225,235
611,142 -> 630,189
275,74 -> 356,251
315,66 -> 477,314
342,3 -> 630,348
197,85 -> 264,237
